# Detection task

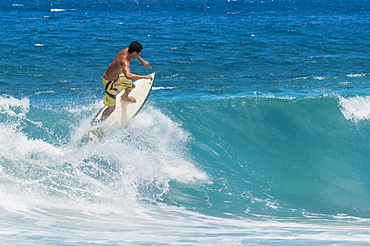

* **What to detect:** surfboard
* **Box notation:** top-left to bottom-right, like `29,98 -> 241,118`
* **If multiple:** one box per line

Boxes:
84,73 -> 155,142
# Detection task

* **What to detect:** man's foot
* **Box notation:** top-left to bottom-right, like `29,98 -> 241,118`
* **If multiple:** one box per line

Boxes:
121,96 -> 136,102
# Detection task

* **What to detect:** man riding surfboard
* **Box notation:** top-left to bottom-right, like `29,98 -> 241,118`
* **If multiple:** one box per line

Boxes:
100,41 -> 153,121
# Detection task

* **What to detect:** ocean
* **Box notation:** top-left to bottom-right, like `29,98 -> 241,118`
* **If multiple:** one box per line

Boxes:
1,0 -> 370,245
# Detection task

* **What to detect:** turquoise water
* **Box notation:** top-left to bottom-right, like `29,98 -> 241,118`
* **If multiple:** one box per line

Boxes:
1,0 -> 370,245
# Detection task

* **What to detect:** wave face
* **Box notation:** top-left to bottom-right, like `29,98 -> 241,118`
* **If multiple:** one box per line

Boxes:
160,95 -> 370,218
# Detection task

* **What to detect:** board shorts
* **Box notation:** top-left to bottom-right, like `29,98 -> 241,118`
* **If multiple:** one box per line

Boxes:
102,73 -> 133,106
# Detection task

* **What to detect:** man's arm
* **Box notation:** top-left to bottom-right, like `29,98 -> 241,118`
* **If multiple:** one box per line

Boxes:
122,60 -> 153,80
137,55 -> 152,69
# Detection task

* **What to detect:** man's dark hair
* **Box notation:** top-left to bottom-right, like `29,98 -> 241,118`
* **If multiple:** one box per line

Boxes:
128,41 -> 143,54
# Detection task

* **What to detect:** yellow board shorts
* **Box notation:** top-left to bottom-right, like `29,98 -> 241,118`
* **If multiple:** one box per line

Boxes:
102,73 -> 133,106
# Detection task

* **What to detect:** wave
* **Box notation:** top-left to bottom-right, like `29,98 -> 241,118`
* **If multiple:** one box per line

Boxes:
160,95 -> 370,218
1,95 -> 369,219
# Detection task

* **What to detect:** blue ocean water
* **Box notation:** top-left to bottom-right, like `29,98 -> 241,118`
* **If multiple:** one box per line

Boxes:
1,0 -> 370,244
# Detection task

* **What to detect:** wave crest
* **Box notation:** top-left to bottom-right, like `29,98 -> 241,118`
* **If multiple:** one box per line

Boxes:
339,96 -> 370,122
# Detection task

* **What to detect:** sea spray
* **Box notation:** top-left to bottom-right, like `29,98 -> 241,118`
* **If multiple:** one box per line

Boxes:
339,96 -> 370,122
0,100 -> 207,215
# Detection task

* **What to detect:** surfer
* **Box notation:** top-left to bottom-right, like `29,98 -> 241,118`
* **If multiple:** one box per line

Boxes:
100,41 -> 153,121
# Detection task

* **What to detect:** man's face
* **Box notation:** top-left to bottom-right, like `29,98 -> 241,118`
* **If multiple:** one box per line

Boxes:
133,50 -> 142,57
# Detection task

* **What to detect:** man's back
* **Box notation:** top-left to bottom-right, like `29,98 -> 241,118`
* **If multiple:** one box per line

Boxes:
103,48 -> 130,81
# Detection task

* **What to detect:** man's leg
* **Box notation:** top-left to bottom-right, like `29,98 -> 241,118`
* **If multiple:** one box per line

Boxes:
101,105 -> 115,121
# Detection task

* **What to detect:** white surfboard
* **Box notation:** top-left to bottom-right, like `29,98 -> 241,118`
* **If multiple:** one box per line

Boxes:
87,73 -> 155,141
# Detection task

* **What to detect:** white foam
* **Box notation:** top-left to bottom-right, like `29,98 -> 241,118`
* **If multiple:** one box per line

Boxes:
0,96 -> 30,118
0,123 -> 62,161
346,73 -> 369,78
50,9 -> 67,12
339,96 -> 370,122
0,103 -> 207,215
152,86 -> 176,90
105,106 -> 208,184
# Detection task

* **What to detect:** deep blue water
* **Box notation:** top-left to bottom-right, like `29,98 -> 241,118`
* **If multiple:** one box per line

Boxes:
1,0 -> 370,245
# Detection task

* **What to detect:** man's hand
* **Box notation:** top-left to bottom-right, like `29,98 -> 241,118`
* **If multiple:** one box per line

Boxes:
142,61 -> 152,69
145,74 -> 153,80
